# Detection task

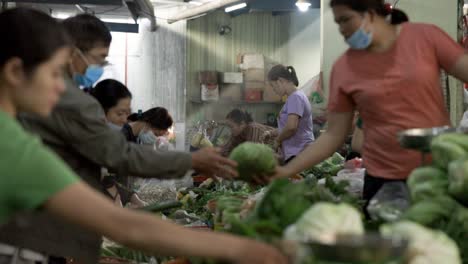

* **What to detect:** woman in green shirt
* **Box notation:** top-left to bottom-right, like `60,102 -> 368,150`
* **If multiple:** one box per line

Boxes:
0,8 -> 287,264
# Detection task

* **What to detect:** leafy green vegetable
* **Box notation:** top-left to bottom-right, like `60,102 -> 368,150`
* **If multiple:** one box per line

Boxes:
431,140 -> 466,170
448,158 -> 468,205
403,196 -> 457,226
300,153 -> 345,179
229,142 -> 277,181
407,166 -> 448,202
435,133 -> 468,152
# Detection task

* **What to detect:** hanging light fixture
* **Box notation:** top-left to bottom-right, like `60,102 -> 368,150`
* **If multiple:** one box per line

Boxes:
296,0 -> 311,12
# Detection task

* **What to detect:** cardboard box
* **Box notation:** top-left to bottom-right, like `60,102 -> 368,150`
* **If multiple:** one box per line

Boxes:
220,84 -> 242,101
220,72 -> 243,84
198,71 -> 218,84
241,53 -> 265,69
201,84 -> 219,101
244,89 -> 262,102
244,68 -> 266,82
245,81 -> 265,90
263,82 -> 282,102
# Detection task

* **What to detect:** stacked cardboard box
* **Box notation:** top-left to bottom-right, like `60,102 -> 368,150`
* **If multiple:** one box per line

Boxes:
238,53 -> 282,103
219,72 -> 243,101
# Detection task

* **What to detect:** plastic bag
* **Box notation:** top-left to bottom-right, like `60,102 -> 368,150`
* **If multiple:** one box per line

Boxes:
335,168 -> 365,197
367,182 -> 411,222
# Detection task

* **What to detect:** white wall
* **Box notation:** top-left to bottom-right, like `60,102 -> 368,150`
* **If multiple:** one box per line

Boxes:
101,7 -> 187,123
320,0 -> 348,97
287,9 -> 322,86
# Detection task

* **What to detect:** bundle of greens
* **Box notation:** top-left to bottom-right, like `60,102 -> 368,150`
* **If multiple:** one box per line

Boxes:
301,152 -> 345,179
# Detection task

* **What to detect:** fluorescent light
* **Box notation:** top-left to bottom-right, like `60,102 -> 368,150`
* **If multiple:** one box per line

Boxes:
296,0 -> 311,12
53,12 -> 72,20
225,2 -> 247,13
189,0 -> 203,6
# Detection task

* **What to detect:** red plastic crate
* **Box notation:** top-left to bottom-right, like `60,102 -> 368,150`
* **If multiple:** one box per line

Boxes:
244,89 -> 262,102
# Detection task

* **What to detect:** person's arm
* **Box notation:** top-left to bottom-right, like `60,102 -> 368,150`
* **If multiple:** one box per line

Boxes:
275,112 -> 353,177
277,115 -> 299,144
22,89 -> 236,179
44,182 -> 287,264
448,54 -> 468,83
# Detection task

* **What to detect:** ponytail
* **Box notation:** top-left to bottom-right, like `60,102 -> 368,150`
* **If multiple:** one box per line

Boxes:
389,8 -> 409,25
268,64 -> 300,87
286,66 -> 299,86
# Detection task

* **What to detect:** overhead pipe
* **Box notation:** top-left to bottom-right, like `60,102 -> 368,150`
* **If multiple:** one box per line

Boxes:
167,0 -> 244,24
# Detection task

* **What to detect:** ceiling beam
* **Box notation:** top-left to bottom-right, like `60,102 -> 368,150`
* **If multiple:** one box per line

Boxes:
167,0 -> 242,23
6,0 -> 122,5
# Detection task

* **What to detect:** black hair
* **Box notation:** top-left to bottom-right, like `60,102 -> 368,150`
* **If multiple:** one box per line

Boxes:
91,79 -> 132,114
62,13 -> 112,52
0,8 -> 70,74
128,107 -> 173,130
267,65 -> 299,87
329,0 -> 409,25
226,109 -> 253,125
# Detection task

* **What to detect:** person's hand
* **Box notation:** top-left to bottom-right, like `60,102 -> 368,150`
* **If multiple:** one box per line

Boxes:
273,139 -> 281,152
231,240 -> 289,264
129,194 -> 147,209
270,166 -> 293,180
191,147 -> 238,179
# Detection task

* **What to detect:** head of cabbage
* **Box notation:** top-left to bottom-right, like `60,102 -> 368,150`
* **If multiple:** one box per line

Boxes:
229,142 -> 277,181
283,202 -> 364,244
380,221 -> 461,264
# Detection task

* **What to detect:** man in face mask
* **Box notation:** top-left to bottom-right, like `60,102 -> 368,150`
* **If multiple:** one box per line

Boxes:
0,14 -> 237,264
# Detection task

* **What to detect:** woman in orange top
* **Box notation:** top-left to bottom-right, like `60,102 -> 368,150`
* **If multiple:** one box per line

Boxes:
275,0 -> 468,202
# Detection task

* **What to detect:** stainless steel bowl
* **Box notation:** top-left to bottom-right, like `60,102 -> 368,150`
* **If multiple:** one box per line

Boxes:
304,233 -> 408,264
397,126 -> 454,152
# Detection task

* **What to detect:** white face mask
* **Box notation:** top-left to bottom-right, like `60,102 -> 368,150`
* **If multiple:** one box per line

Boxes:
138,129 -> 157,145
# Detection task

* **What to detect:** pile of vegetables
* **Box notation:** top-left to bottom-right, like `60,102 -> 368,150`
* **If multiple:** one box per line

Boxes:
301,152 -> 345,179
229,142 -> 277,181
225,176 -> 362,242
402,133 -> 468,263
381,221 -> 461,264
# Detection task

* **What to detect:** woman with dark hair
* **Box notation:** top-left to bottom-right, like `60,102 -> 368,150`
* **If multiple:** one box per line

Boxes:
91,79 -> 145,208
267,65 -> 314,163
274,0 -> 468,205
124,107 -> 174,145
91,79 -> 132,128
221,109 -> 276,157
0,8 -> 287,264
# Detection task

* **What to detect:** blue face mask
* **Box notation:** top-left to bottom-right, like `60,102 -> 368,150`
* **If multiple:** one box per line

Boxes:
73,49 -> 105,88
346,25 -> 373,50
74,65 -> 104,88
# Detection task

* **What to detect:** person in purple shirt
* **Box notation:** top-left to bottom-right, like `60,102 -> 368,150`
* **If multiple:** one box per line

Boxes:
267,65 -> 314,163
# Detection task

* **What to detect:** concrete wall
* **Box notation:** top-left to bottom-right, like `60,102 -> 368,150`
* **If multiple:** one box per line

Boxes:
286,9 -> 322,86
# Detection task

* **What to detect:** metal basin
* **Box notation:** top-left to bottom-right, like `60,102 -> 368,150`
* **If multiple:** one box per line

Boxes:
397,126 -> 453,152
304,233 -> 408,264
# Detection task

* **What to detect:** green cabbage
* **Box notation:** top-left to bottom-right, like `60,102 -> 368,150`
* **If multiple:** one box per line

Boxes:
229,142 -> 277,181
380,221 -> 461,264
448,158 -> 468,205
407,166 -> 448,203
283,202 -> 364,243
